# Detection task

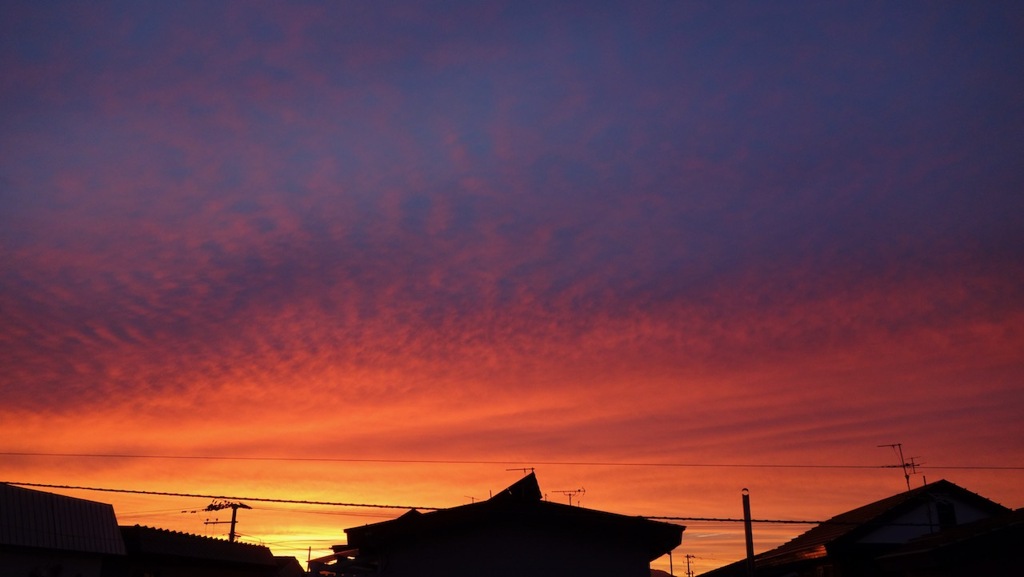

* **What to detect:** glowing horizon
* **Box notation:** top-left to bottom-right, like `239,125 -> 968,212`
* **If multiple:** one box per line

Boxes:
2,1 -> 1023,573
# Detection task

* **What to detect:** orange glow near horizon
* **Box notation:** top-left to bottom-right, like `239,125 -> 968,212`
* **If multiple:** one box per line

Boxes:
3,2 -> 1024,574
3,265 -> 1023,573
4,456 -> 1022,574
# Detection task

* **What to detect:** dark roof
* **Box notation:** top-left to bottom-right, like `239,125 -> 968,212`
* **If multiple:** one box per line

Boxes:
345,473 -> 683,561
878,507 -> 1024,566
120,525 -> 277,566
275,555 -> 307,577
0,482 -> 126,555
701,480 -> 1011,576
490,472 -> 544,502
755,479 -> 1009,567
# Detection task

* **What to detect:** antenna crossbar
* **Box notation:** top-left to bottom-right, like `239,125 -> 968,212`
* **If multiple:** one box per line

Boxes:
551,488 -> 586,506
877,443 -> 923,492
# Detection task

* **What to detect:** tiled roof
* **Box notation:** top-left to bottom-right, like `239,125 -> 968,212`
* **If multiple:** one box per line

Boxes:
0,482 -> 126,555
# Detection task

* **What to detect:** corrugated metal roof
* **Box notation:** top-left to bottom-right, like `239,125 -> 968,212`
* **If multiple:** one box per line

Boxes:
120,524 -> 277,565
0,482 -> 126,555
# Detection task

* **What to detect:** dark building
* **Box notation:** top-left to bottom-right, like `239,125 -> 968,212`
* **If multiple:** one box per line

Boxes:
0,483 -> 299,577
877,507 -> 1024,577
315,473 -> 684,577
105,525 -> 281,577
0,482 -> 125,577
701,479 -> 1012,577
274,555 -> 306,577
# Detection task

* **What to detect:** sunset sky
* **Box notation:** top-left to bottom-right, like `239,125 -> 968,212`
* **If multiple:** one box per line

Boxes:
2,1 -> 1023,573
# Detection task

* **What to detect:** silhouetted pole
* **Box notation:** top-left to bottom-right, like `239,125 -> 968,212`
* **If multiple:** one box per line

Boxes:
204,500 -> 251,543
742,488 -> 755,577
229,503 -> 240,542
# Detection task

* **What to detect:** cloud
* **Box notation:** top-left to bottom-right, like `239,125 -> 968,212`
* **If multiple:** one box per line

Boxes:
2,3 -> 1023,568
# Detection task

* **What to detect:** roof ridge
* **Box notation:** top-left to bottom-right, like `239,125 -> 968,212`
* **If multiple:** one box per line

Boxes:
124,524 -> 269,549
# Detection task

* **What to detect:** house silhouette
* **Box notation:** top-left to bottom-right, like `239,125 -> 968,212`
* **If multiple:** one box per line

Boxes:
0,482 -> 125,576
0,482 -> 299,577
877,506 -> 1023,576
701,479 -> 1013,577
315,473 -> 684,577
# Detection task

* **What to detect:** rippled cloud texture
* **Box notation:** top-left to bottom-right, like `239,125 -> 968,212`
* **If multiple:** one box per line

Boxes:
2,1 -> 1023,571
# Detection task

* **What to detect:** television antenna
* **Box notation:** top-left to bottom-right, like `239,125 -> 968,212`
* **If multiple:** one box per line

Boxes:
552,488 -> 585,506
878,443 -> 922,492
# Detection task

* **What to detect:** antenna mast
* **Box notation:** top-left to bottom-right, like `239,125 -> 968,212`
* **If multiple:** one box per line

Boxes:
878,443 -> 921,492
552,488 -> 586,506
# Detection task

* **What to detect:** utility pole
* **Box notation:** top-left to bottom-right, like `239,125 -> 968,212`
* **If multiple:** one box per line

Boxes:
742,488 -> 755,577
204,500 -> 251,542
685,554 -> 696,577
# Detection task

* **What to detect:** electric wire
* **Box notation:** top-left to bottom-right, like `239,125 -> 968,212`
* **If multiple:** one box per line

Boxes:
2,451 -> 1019,470
1,481 -> 440,510
0,481 -> 951,527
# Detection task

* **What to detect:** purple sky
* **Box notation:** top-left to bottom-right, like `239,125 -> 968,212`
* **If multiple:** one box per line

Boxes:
2,1 -> 1023,571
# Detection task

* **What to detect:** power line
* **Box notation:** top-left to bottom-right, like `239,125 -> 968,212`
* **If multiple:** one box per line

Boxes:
2,451 -> 1019,470
248,504 -> 398,519
650,516 -> 822,524
0,481 -> 960,528
2,481 -> 440,511
2,481 -> 816,524
648,516 -> 939,527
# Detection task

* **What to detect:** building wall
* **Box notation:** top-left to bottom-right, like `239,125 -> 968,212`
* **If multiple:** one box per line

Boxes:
860,499 -> 1003,544
99,557 -> 278,577
0,548 -> 104,577
375,523 -> 651,577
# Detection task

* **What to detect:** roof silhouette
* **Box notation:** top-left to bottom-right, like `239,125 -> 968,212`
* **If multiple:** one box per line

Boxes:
490,471 -> 545,502
120,524 -> 277,565
0,482 -> 126,555
757,479 -> 1008,566
344,473 -> 683,563
702,479 -> 1011,576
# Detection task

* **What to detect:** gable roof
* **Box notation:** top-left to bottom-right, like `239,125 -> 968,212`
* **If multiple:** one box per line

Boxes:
344,473 -> 683,562
702,480 -> 1010,576
757,479 -> 1009,567
490,471 -> 545,502
275,555 -> 308,577
0,482 -> 126,555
